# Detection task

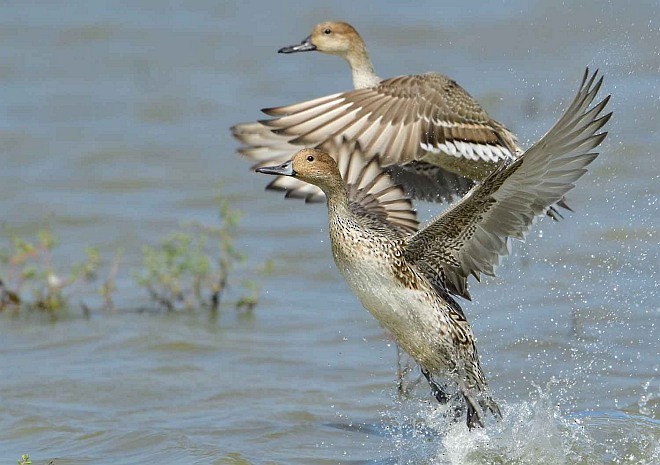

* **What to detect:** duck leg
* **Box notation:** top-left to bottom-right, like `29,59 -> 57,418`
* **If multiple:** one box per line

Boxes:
465,395 -> 484,429
421,368 -> 450,404
422,368 -> 466,424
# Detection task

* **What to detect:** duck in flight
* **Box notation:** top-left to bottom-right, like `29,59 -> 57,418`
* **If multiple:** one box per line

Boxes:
233,21 -> 569,217
255,69 -> 610,428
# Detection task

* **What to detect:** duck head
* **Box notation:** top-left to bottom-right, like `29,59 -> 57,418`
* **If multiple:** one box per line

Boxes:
278,21 -> 364,59
256,148 -> 343,193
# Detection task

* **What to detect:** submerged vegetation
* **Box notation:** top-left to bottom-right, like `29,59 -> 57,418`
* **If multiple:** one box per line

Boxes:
0,228 -> 100,312
134,199 -> 265,312
0,195 -> 265,316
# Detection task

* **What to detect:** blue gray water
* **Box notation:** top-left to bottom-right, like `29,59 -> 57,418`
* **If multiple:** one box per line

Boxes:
0,1 -> 658,464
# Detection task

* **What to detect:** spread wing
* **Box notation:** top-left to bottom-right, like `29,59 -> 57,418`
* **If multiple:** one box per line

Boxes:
259,73 -> 519,166
252,137 -> 419,234
386,161 -> 475,202
231,121 -> 297,162
232,72 -> 518,203
404,69 -> 611,299
341,140 -> 419,235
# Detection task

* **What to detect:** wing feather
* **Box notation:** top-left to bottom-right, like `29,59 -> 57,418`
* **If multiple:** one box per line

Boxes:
404,69 -> 611,299
232,72 -> 521,203
250,137 -> 420,233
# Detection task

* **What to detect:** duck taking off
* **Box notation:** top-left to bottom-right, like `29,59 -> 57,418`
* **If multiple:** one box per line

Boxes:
255,70 -> 610,429
234,21 -> 569,217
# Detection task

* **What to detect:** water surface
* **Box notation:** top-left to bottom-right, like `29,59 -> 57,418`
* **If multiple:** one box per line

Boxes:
0,1 -> 658,463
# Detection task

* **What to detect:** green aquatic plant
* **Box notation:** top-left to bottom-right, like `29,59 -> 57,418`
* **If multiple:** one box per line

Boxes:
0,228 -> 100,312
0,192 -> 265,315
100,248 -> 122,312
135,231 -> 215,311
134,195 -> 263,312
17,454 -> 31,465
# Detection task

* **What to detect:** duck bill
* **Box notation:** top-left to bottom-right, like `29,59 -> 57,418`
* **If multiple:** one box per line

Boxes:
255,160 -> 295,176
278,35 -> 316,54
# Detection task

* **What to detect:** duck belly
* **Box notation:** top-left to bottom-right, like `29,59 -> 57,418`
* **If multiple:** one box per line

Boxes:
340,261 -> 454,373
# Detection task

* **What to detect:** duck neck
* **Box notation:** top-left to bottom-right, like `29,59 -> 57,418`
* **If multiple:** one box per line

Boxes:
344,44 -> 380,89
323,183 -> 365,270
324,182 -> 352,220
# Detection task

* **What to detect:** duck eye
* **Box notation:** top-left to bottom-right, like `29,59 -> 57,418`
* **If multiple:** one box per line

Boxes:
324,28 -> 331,35
306,155 -> 315,162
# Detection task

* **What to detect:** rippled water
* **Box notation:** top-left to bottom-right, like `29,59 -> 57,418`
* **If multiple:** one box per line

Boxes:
0,1 -> 658,464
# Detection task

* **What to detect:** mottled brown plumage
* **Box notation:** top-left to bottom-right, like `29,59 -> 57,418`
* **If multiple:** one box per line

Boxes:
233,20 -> 529,206
253,137 -> 419,233
406,70 -> 611,299
255,69 -> 610,429
261,73 -> 519,171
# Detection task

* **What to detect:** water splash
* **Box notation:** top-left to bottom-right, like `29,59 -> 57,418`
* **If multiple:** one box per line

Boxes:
379,386 -> 659,465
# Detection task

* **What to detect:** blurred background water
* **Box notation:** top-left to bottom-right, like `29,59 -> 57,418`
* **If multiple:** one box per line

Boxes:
0,1 -> 658,464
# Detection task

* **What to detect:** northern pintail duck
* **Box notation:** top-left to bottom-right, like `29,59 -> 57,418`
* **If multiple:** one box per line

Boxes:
256,70 -> 610,428
233,21 -> 568,216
